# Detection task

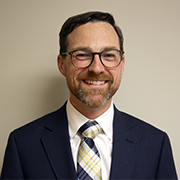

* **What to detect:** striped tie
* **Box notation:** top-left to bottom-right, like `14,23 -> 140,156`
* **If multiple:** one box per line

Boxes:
77,121 -> 102,180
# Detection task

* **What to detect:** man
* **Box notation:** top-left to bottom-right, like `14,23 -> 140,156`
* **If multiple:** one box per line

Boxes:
1,11 -> 177,180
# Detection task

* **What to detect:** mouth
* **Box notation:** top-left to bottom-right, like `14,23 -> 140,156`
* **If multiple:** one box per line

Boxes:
83,80 -> 107,85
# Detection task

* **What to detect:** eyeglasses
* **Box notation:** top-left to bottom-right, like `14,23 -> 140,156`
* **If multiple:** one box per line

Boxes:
61,49 -> 124,68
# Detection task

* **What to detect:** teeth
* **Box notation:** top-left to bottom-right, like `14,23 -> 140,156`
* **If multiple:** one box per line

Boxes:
85,80 -> 106,85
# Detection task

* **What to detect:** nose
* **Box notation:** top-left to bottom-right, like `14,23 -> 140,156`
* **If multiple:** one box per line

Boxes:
87,54 -> 105,74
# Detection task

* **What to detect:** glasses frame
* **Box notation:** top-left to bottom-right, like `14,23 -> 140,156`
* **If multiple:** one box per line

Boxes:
61,49 -> 124,68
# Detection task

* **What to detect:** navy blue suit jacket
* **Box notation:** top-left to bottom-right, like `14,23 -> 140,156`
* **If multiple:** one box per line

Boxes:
1,102 -> 177,179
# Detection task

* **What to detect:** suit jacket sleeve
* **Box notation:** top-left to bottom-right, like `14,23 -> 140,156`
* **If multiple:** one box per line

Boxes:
156,132 -> 177,179
1,132 -> 24,179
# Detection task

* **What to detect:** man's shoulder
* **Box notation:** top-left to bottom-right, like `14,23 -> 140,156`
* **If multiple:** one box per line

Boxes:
114,105 -> 166,138
11,102 -> 67,137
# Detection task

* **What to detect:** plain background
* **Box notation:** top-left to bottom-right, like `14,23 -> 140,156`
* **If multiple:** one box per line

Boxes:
0,0 -> 179,176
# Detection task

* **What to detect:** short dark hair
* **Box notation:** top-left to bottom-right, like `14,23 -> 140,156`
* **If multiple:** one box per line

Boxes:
59,11 -> 124,55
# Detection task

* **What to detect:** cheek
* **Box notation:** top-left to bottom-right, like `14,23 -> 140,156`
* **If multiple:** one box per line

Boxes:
65,66 -> 81,83
113,74 -> 121,87
110,67 -> 123,85
113,74 -> 123,91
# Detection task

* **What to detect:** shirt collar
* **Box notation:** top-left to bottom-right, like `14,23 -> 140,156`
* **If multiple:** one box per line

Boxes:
66,99 -> 114,141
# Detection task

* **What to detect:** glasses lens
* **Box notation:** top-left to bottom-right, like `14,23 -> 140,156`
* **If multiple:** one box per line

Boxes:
72,50 -> 92,68
101,50 -> 121,67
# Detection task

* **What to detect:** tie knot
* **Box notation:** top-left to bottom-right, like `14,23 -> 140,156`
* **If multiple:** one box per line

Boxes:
78,121 -> 102,139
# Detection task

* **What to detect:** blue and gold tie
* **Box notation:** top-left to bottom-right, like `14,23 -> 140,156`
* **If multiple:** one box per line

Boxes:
77,121 -> 102,180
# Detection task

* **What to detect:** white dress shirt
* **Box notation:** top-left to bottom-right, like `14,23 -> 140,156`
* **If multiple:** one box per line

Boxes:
66,99 -> 114,180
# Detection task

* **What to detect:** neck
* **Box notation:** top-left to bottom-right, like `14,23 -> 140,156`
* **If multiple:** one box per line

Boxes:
69,94 -> 112,119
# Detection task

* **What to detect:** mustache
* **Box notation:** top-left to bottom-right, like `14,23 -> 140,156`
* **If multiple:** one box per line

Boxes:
78,72 -> 113,81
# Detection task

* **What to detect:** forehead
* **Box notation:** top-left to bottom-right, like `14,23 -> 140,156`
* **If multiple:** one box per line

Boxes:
67,22 -> 120,51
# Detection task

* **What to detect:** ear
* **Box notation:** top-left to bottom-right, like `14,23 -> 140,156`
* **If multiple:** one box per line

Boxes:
57,55 -> 66,77
121,55 -> 125,74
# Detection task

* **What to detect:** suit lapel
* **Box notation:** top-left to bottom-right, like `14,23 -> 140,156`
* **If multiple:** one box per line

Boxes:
40,103 -> 139,179
41,103 -> 77,179
110,106 -> 140,179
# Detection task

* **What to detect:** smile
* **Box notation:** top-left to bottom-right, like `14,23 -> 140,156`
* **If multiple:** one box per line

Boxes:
84,80 -> 107,85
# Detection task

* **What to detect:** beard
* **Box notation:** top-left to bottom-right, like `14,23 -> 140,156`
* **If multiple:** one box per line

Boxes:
66,71 -> 120,108
77,85 -> 112,108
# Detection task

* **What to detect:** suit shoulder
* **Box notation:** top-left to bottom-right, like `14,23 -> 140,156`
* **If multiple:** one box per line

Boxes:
11,103 -> 67,137
114,106 -> 166,138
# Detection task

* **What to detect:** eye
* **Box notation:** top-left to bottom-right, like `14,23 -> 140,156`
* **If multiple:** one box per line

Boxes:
102,52 -> 116,60
104,53 -> 115,57
74,51 -> 91,60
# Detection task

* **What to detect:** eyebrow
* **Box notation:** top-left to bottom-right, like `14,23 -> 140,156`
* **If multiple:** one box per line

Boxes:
71,46 -> 120,52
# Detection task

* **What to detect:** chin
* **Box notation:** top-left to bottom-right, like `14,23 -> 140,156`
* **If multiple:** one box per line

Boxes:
77,90 -> 111,109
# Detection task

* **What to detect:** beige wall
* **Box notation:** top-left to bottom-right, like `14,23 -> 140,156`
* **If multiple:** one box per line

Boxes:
0,0 -> 179,176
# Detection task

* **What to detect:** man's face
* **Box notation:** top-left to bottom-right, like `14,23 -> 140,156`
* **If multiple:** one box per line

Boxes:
58,22 -> 125,109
